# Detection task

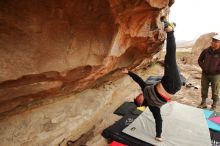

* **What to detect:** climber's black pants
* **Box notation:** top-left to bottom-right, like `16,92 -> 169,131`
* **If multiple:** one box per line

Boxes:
161,31 -> 181,94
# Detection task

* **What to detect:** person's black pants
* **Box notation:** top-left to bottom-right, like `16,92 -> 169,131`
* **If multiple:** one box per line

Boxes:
128,72 -> 163,137
149,106 -> 162,137
161,31 -> 181,94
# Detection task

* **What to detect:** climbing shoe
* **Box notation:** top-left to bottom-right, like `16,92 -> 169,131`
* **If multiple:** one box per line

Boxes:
166,21 -> 176,29
160,16 -> 176,30
155,137 -> 163,142
197,102 -> 207,109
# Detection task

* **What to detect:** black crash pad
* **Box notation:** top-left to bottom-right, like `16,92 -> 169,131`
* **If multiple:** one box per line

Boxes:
114,102 -> 142,116
210,129 -> 220,145
145,74 -> 186,86
102,114 -> 153,146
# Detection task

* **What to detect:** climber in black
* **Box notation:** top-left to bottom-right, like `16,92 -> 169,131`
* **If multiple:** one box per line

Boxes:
121,18 -> 181,141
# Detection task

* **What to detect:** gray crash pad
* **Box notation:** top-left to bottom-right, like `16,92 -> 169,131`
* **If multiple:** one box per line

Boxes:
123,102 -> 212,146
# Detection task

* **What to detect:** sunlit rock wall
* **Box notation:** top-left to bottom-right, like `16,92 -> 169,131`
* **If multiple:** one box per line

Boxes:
0,0 -> 172,145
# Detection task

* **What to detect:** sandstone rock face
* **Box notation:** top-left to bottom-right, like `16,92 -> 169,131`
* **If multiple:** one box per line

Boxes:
0,0 -> 168,118
0,0 -> 171,145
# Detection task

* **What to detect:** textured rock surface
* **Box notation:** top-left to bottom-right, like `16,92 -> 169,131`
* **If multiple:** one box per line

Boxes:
0,0 -> 172,145
0,0 -> 169,118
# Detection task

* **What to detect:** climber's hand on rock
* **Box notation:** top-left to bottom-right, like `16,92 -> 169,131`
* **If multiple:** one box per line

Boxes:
121,68 -> 129,74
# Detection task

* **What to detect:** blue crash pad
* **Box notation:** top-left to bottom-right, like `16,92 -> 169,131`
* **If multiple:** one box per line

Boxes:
204,109 -> 220,132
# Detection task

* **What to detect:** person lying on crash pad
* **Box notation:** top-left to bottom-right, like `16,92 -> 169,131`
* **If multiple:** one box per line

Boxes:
121,18 -> 181,142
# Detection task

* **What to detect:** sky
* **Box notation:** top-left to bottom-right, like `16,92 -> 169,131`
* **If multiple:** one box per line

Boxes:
169,0 -> 220,41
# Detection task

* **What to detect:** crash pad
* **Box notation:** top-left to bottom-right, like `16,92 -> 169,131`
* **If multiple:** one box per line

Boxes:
109,141 -> 127,146
102,114 -> 153,146
204,109 -> 220,132
113,102 -> 143,116
123,102 -> 212,146
145,74 -> 186,86
209,117 -> 220,126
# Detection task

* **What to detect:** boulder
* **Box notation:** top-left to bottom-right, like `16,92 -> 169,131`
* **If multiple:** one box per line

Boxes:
0,0 -> 172,145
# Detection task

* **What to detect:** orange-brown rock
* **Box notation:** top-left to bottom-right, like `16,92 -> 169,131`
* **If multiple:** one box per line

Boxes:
0,0 -> 170,117
0,0 -> 172,145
